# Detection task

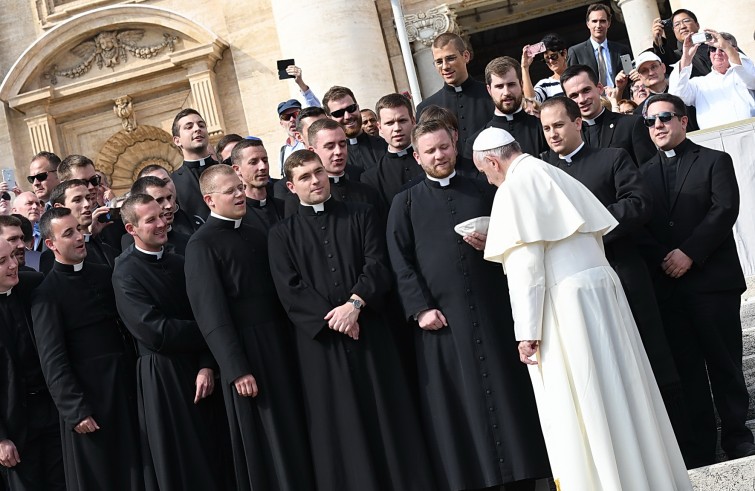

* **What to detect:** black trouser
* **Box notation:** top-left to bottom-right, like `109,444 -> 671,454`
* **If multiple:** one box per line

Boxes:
2,391 -> 64,491
659,289 -> 753,468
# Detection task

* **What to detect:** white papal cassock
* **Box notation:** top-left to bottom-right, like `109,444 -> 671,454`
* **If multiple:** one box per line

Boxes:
484,154 -> 692,491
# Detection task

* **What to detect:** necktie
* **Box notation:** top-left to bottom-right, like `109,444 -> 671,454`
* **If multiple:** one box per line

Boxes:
597,46 -> 608,87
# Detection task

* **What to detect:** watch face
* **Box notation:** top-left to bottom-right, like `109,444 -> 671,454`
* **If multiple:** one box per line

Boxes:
350,299 -> 363,309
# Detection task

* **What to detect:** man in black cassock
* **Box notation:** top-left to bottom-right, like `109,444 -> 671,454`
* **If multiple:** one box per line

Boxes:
184,165 -> 314,491
30,208 -> 142,491
120,177 -> 191,255
170,108 -> 223,221
0,240 -> 64,491
361,93 -> 424,208
137,165 -> 204,236
415,33 -> 494,160
322,86 -> 386,171
39,180 -> 118,274
386,121 -> 550,491
538,96 -> 683,433
268,150 -> 435,491
229,139 -> 285,235
462,57 -> 547,177
112,194 -> 221,490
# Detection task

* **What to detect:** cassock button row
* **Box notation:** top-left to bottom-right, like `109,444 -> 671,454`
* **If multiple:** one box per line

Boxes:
496,441 -> 501,446
486,389 -> 492,395
493,424 -> 498,429
334,282 -> 339,286
321,226 -> 326,230
479,355 -> 485,361
489,406 -> 495,412
482,372 -> 488,377
469,305 -> 475,310
499,459 -> 504,463
324,240 -> 329,244
466,288 -> 472,293
475,338 -> 481,344
331,268 -> 336,272
328,254 -> 333,258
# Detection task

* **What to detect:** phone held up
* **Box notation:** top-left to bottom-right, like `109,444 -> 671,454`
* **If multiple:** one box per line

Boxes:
97,207 -> 121,223
691,32 -> 714,45
526,42 -> 546,58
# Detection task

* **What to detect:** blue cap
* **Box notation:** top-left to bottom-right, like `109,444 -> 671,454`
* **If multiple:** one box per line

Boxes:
277,99 -> 302,115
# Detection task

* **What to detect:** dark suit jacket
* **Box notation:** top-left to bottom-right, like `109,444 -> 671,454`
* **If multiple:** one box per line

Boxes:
637,140 -> 745,296
171,162 -> 217,221
567,39 -> 632,86
585,109 -> 657,167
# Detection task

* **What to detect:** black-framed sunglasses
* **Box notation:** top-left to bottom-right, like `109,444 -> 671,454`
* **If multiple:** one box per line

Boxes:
87,175 -> 102,187
26,169 -> 57,184
643,112 -> 680,127
543,51 -> 564,63
330,103 -> 359,119
279,110 -> 300,122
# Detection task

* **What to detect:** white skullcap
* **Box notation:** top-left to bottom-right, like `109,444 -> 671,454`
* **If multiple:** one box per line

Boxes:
472,127 -> 516,152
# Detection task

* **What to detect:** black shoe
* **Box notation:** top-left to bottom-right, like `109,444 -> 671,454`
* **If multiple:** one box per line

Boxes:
727,442 -> 755,459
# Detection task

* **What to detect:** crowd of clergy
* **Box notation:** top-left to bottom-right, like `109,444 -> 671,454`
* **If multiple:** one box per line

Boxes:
1,4 -> 753,490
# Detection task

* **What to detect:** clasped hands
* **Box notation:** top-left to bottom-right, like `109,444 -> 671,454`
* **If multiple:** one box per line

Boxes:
324,297 -> 364,340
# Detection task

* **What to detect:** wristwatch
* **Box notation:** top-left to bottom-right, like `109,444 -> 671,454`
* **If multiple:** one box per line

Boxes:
347,298 -> 364,310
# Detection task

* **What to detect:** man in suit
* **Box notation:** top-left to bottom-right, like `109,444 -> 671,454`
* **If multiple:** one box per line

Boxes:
638,93 -> 754,467
567,3 -> 632,90
561,65 -> 656,166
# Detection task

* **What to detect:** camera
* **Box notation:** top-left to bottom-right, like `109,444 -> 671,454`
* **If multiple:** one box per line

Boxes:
660,18 -> 672,28
691,32 -> 713,44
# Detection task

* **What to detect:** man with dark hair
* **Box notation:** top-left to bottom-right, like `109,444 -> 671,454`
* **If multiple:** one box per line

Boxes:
31,207 -> 141,491
269,149 -> 435,491
462,56 -> 547,176
322,85 -> 387,171
651,9 -> 712,77
39,180 -> 118,273
230,139 -> 284,235
185,165 -> 313,490
0,216 -> 29,271
360,108 -> 379,136
294,107 -> 327,148
27,152 -> 61,208
170,108 -> 221,221
216,133 -> 245,163
120,177 -> 190,255
567,3 -> 632,89
637,93 -> 755,467
416,33 -> 494,159
112,194 -> 220,490
538,96 -> 683,429
386,121 -> 550,490
0,239 -> 64,491
137,165 -> 203,235
361,93 -> 423,207
561,65 -> 656,166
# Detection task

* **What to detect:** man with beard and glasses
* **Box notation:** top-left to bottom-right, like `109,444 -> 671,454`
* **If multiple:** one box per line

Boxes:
386,120 -> 550,491
137,165 -> 203,236
361,93 -> 424,208
462,57 -> 547,177
120,177 -> 190,255
230,138 -> 285,235
323,86 -> 386,172
27,152 -> 61,211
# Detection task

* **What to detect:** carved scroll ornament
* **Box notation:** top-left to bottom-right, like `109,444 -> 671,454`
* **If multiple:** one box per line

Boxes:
404,5 -> 458,47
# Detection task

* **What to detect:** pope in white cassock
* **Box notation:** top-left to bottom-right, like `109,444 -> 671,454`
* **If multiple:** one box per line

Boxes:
471,127 -> 692,491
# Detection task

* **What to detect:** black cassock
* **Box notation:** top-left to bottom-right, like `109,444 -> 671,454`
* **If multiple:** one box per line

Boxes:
30,262 -> 142,491
111,246 -> 220,491
281,175 -> 384,220
360,146 -> 424,208
268,199 -> 435,491
242,196 -> 285,235
171,157 -> 223,221
120,229 -> 190,256
386,175 -> 550,490
346,132 -> 387,172
184,216 -> 314,491
171,208 -> 204,236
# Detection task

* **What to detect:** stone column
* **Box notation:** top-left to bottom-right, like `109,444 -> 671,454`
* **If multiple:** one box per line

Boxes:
25,113 -> 58,155
670,0 -> 755,58
405,5 -> 459,99
616,0 -> 661,57
187,67 -> 225,137
270,0 -> 394,108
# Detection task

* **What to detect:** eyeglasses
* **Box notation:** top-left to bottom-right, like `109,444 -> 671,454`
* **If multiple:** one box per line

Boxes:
279,110 -> 300,122
209,184 -> 245,195
672,18 -> 694,29
329,103 -> 359,119
643,112 -> 680,127
543,52 -> 563,63
87,175 -> 102,187
26,170 -> 57,184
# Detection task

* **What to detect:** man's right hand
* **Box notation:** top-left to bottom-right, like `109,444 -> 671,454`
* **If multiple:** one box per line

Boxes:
233,374 -> 259,398
74,416 -> 100,434
417,309 -> 448,331
90,207 -> 113,236
652,18 -> 666,46
0,439 -> 20,467
679,33 -> 700,69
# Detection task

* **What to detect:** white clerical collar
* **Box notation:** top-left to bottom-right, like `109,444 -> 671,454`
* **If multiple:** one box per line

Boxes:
454,85 -> 463,92
300,195 -> 331,212
259,198 -> 267,207
426,170 -> 457,187
135,245 -> 164,260
329,172 -> 345,183
582,108 -> 605,126
0,288 -> 11,297
348,138 -> 358,145
663,149 -> 676,157
167,225 -> 172,232
394,147 -> 409,157
83,233 -> 91,243
494,107 -> 522,120
560,142 -> 585,163
210,212 -> 242,228
187,156 -> 213,167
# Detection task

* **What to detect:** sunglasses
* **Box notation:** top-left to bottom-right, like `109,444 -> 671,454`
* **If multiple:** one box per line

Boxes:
279,110 -> 300,121
329,103 -> 359,119
543,52 -> 563,62
1,192 -> 10,201
87,175 -> 102,187
26,169 -> 57,184
643,112 -> 680,127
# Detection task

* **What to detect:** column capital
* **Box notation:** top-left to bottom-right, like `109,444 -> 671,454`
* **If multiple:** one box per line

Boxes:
403,4 -> 459,48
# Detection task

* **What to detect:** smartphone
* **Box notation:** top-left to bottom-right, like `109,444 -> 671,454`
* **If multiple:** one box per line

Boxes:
691,32 -> 713,44
277,59 -> 295,80
97,207 -> 121,223
620,54 -> 634,76
526,42 -> 546,57
660,18 -> 672,28
1,168 -> 16,190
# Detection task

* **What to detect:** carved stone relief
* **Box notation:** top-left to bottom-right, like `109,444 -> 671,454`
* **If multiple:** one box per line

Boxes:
113,95 -> 137,133
404,5 -> 459,47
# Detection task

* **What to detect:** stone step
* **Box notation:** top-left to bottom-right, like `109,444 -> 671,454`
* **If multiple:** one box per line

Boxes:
743,354 -> 754,421
689,454 -> 755,490
743,326 -> 754,358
